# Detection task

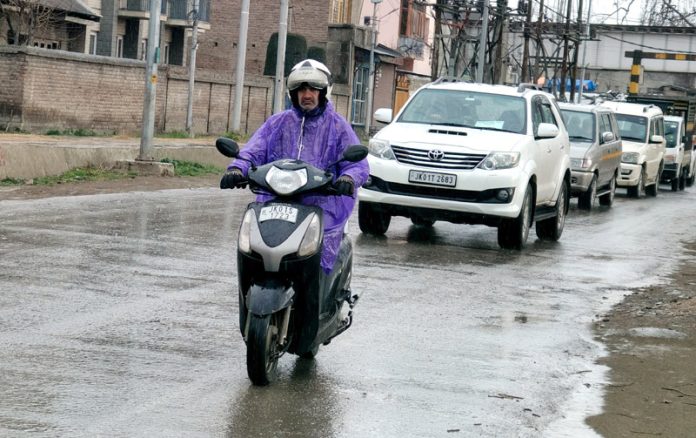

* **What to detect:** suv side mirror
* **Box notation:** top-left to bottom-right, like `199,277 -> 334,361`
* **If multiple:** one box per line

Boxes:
601,131 -> 615,143
536,123 -> 559,139
374,108 -> 393,124
650,134 -> 664,144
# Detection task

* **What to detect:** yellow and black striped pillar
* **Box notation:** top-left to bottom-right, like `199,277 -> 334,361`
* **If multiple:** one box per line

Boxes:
625,50 -> 696,95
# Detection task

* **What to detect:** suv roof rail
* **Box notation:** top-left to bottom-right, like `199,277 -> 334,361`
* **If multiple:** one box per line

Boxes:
432,76 -> 464,85
517,83 -> 543,92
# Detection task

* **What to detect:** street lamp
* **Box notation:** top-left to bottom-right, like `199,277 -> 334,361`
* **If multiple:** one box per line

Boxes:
364,0 -> 382,137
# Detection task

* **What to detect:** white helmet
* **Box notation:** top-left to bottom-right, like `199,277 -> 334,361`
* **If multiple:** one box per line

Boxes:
287,59 -> 332,94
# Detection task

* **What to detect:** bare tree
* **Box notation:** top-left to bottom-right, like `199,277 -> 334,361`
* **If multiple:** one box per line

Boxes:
1,0 -> 57,46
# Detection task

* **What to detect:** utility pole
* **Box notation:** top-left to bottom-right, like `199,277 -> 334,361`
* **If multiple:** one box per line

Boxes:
365,0 -> 381,136
493,0 -> 508,84
185,0 -> 199,137
521,0 -> 533,82
139,0 -> 162,161
231,0 -> 250,132
569,0 -> 583,102
272,0 -> 289,114
476,0 -> 489,83
578,0 -> 592,103
534,0 -> 545,83
559,0 -> 572,100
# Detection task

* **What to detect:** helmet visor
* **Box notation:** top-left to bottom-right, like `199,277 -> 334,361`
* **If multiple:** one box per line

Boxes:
287,69 -> 329,91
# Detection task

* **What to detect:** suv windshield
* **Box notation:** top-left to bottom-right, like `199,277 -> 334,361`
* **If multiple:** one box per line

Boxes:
561,109 -> 594,142
397,88 -> 527,134
615,113 -> 648,142
664,120 -> 679,148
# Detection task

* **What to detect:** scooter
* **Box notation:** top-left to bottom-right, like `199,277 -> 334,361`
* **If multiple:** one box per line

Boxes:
215,137 -> 368,386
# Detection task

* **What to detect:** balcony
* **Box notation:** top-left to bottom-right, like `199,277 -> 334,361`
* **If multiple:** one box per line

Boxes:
118,0 -> 168,19
167,0 -> 210,27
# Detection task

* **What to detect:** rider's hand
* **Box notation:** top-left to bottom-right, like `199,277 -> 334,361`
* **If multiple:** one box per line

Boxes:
333,175 -> 355,196
220,168 -> 246,189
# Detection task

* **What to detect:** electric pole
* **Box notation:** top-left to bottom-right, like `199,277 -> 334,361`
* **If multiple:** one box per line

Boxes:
365,0 -> 381,136
559,0 -> 573,100
570,0 -> 583,102
185,0 -> 199,137
578,0 -> 592,103
521,0 -> 533,82
272,0 -> 289,114
476,0 -> 489,83
231,0 -> 250,132
139,0 -> 162,161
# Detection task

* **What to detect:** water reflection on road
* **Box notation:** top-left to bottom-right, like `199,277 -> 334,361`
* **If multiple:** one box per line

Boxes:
1,186 -> 694,437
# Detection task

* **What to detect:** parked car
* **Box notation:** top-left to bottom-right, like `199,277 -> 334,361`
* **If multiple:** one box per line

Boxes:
358,80 -> 571,249
662,115 -> 693,191
599,101 -> 666,198
559,103 -> 622,210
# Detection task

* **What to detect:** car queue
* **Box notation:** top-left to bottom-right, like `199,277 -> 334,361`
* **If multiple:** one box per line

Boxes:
357,79 -> 683,248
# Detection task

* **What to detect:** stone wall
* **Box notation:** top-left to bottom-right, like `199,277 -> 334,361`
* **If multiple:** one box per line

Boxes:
0,46 -> 352,136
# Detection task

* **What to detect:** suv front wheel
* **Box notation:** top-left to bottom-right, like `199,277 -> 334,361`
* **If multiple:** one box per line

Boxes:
498,184 -> 533,250
358,202 -> 391,235
536,180 -> 568,241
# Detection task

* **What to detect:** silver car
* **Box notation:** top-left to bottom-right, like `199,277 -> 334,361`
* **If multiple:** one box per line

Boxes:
559,103 -> 623,210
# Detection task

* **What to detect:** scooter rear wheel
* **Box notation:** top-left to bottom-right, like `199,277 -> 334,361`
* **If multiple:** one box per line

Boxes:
246,313 -> 280,385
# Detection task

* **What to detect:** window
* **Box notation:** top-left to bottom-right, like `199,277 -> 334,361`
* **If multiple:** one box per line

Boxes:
163,44 -> 169,64
329,0 -> 346,24
89,33 -> 97,55
117,36 -> 124,57
141,39 -> 147,61
615,114 -> 648,142
399,0 -> 429,40
352,64 -> 369,125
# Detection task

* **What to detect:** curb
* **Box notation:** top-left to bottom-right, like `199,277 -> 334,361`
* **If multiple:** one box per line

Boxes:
0,135 -> 232,179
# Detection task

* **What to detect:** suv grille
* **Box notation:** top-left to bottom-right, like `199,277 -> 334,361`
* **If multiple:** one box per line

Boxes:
392,145 -> 486,170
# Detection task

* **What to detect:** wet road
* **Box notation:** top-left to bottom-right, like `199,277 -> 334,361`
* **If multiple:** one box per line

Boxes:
1,185 -> 695,437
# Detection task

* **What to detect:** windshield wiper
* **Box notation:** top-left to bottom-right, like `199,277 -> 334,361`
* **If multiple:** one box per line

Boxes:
430,122 -> 471,128
569,136 -> 592,141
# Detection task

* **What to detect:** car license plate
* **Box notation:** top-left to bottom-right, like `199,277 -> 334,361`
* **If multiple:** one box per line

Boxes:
408,170 -> 457,187
259,205 -> 299,223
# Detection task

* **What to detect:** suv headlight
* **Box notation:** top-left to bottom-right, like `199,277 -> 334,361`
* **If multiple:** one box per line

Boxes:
621,152 -> 640,164
477,152 -> 520,170
570,157 -> 593,169
368,138 -> 396,160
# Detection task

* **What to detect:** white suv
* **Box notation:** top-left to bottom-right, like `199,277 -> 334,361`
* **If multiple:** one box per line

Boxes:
358,80 -> 571,249
599,101 -> 665,198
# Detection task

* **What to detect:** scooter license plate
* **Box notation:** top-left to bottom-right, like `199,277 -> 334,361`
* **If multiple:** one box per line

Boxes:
259,205 -> 299,223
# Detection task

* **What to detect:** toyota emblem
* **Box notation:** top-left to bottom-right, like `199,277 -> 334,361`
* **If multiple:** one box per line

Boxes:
428,149 -> 445,161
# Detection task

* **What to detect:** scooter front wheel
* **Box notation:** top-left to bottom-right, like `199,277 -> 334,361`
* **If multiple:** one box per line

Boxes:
246,313 -> 280,386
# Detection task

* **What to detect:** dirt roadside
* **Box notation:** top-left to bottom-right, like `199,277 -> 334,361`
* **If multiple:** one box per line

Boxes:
2,176 -> 695,437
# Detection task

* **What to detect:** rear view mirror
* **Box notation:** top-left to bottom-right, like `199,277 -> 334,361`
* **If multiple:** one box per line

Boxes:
216,137 -> 240,158
536,123 -> 559,139
374,108 -> 393,124
601,132 -> 615,143
650,134 -> 664,144
343,145 -> 369,162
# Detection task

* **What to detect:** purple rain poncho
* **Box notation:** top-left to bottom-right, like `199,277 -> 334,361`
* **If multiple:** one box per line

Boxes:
228,102 -> 369,273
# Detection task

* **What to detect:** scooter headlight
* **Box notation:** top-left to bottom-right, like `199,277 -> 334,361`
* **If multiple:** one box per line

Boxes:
266,166 -> 308,195
238,209 -> 255,254
298,213 -> 322,257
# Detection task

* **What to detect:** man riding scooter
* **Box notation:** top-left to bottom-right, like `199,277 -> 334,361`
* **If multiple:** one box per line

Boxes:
220,59 -> 369,274
219,59 -> 369,385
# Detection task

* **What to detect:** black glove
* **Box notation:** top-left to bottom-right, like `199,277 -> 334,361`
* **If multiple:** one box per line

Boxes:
333,175 -> 355,196
220,168 -> 246,189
